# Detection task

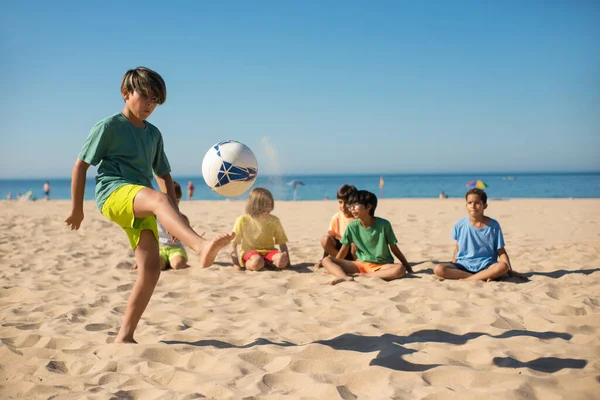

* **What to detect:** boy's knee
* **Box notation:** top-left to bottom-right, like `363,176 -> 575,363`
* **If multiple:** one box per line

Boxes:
245,255 -> 264,271
171,257 -> 188,270
396,265 -> 407,278
433,264 -> 446,277
496,262 -> 510,274
320,234 -> 333,248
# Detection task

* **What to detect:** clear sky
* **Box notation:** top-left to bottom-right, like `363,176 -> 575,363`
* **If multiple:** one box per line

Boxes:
1,1 -> 598,178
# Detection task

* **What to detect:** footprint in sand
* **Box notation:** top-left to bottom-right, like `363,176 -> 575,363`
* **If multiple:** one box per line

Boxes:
16,323 -> 41,330
85,323 -> 112,331
117,284 -> 133,292
46,360 -> 68,374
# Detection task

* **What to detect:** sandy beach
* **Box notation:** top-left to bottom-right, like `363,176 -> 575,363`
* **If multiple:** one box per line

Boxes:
1,198 -> 599,399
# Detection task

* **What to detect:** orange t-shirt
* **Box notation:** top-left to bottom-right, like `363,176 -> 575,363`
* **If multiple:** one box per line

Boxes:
328,211 -> 355,240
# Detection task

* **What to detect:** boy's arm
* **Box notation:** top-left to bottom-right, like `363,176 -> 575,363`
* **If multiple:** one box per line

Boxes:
156,173 -> 178,212
498,247 -> 527,280
335,244 -> 350,260
452,242 -> 459,263
390,244 -> 412,272
279,243 -> 291,268
65,158 -> 90,230
231,243 -> 242,270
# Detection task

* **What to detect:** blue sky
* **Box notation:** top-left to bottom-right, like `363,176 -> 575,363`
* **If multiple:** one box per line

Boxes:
1,1 -> 598,178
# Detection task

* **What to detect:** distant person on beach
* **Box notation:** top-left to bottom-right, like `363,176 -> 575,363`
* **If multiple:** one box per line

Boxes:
64,67 -> 234,343
231,188 -> 290,271
131,181 -> 191,271
322,190 -> 412,285
439,191 -> 448,199
314,184 -> 358,269
43,181 -> 50,200
434,188 -> 527,282
187,181 -> 195,200
6,193 -> 12,200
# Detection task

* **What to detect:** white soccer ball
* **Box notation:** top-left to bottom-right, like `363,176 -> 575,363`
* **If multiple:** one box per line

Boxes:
202,140 -> 258,197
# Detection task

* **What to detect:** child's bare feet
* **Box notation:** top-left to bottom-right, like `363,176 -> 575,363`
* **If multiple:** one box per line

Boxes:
196,232 -> 235,267
330,276 -> 354,285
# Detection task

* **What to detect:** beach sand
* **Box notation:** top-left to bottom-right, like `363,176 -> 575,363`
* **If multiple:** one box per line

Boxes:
1,199 -> 599,399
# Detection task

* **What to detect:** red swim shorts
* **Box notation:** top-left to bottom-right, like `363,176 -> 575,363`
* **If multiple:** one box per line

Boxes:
242,250 -> 279,263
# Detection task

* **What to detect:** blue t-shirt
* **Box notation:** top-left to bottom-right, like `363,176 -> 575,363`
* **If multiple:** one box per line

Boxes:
452,217 -> 505,272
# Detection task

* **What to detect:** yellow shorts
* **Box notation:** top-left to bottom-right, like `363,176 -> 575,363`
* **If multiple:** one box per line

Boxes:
101,184 -> 158,250
160,246 -> 188,270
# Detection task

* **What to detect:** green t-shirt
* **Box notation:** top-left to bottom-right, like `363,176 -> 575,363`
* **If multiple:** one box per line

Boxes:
340,217 -> 398,264
78,113 -> 171,211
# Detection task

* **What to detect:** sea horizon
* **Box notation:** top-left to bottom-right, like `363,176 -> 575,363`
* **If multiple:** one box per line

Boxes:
2,171 -> 600,201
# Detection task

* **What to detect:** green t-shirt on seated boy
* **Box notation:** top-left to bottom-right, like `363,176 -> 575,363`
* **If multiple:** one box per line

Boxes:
78,113 -> 171,211
340,217 -> 398,264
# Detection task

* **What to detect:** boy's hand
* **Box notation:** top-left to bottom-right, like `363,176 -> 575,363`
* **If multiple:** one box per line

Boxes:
65,209 -> 84,230
508,269 -> 529,281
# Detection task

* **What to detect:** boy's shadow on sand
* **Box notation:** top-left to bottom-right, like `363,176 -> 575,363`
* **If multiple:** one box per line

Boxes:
162,329 -> 586,373
523,268 -> 600,279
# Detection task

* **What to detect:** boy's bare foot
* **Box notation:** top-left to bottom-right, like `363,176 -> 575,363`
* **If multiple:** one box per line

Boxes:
330,276 -> 354,285
196,232 -> 235,267
114,336 -> 137,344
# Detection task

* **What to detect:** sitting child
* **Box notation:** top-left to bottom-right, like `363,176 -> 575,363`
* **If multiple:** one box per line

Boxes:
315,184 -> 357,268
434,188 -> 526,281
322,190 -> 412,285
231,188 -> 291,271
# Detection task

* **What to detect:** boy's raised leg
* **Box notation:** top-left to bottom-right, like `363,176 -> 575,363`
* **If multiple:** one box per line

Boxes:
116,230 -> 161,343
132,188 -> 234,267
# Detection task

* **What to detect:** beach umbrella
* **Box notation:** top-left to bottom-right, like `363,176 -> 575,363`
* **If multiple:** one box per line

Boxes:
466,180 -> 488,189
287,179 -> 305,200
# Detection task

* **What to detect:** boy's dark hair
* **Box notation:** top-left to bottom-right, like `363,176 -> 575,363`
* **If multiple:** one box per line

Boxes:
337,184 -> 357,202
121,67 -> 167,104
173,181 -> 182,200
465,188 -> 487,204
349,190 -> 377,216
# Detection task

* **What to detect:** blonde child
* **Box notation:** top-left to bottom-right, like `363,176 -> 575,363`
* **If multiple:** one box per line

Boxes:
231,188 -> 290,271
65,67 -> 234,343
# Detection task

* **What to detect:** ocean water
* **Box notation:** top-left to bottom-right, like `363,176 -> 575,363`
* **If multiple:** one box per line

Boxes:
1,173 -> 599,202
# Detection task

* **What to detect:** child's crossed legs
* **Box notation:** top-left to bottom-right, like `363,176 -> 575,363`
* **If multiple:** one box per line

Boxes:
244,250 -> 288,271
321,256 -> 407,285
